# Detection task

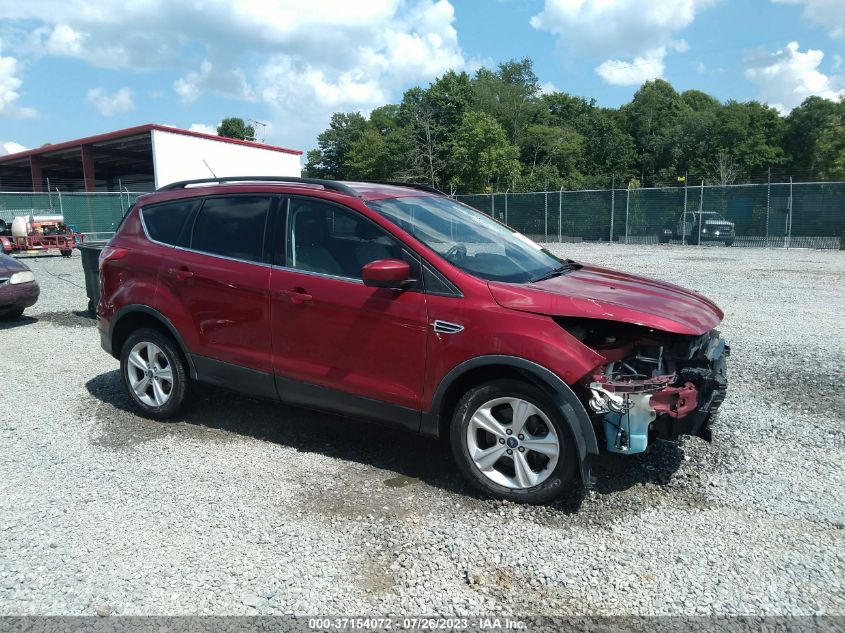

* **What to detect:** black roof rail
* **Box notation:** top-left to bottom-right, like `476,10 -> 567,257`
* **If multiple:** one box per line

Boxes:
370,181 -> 447,196
156,176 -> 361,198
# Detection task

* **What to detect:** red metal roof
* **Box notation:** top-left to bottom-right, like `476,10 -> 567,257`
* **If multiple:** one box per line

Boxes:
0,123 -> 302,163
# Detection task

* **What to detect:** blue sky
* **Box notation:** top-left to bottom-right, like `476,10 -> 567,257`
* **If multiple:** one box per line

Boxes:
0,0 -> 843,161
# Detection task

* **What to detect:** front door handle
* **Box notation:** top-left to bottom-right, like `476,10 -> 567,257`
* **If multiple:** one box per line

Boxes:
167,267 -> 194,282
280,288 -> 313,304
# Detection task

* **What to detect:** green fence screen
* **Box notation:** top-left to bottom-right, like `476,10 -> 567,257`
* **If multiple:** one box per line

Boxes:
1,182 -> 842,248
458,182 -> 845,248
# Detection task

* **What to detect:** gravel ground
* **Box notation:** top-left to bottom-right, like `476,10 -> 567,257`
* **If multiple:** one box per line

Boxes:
0,244 -> 843,617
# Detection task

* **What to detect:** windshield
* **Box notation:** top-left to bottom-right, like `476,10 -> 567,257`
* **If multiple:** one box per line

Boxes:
699,212 -> 728,222
367,196 -> 567,283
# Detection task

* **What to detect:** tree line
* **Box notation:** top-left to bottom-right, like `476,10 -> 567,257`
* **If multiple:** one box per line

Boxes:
299,58 -> 845,194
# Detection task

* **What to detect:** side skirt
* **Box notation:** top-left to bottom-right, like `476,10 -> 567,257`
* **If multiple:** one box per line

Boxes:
190,354 -> 421,433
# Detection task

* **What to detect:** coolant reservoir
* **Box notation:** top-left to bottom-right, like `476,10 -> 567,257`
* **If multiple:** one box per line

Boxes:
11,216 -> 30,238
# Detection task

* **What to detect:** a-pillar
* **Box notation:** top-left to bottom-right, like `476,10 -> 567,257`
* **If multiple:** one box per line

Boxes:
30,156 -> 43,192
81,145 -> 96,192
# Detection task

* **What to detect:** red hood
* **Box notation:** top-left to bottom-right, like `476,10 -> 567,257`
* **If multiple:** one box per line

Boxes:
488,263 -> 723,335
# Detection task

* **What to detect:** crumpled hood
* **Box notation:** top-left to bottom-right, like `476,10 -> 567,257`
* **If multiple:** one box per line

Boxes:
488,263 -> 723,335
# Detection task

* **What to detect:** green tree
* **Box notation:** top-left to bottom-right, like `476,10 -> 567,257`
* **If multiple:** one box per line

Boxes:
784,96 -> 840,177
473,58 -> 542,148
217,117 -> 256,141
713,101 -> 785,178
448,112 -> 521,192
624,79 -> 690,184
303,112 -> 371,179
518,124 -> 583,189
817,100 -> 845,180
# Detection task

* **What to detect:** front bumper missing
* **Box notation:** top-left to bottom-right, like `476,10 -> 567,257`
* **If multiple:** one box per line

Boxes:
589,331 -> 729,454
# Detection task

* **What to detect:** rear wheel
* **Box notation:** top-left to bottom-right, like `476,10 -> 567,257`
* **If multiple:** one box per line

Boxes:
120,328 -> 191,419
60,249 -> 72,258
450,379 -> 577,503
724,239 -> 734,247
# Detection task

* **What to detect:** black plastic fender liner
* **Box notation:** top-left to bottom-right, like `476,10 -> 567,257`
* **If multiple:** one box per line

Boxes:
107,304 -> 198,379
421,355 -> 599,488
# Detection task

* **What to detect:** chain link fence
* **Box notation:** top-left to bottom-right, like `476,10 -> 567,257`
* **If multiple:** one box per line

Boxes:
458,181 -> 845,249
0,191 -> 145,238
1,182 -> 843,249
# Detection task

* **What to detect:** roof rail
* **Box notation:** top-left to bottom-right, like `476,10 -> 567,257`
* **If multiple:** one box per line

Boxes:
371,181 -> 446,196
156,176 -> 361,197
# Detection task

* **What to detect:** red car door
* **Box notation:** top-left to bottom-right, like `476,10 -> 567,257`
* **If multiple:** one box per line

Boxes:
156,195 -> 276,397
269,197 -> 428,429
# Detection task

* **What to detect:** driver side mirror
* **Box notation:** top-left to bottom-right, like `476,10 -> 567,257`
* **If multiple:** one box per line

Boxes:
362,259 -> 412,290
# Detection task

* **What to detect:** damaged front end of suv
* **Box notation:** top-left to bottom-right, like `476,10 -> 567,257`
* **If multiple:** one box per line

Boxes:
563,318 -> 729,455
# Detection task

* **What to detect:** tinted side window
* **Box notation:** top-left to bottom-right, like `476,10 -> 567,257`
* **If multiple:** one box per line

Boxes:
142,200 -> 198,245
191,196 -> 270,263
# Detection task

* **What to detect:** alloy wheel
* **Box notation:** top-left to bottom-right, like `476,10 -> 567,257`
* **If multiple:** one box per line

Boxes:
465,396 -> 560,489
126,341 -> 174,407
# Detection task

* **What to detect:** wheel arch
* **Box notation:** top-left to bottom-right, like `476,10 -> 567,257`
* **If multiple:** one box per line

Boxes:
422,355 -> 599,487
109,305 -> 196,378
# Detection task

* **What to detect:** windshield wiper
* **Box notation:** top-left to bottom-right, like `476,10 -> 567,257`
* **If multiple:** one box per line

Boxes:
528,260 -> 579,283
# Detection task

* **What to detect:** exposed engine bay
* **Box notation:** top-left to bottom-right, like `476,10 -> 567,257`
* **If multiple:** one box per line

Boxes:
560,318 -> 729,454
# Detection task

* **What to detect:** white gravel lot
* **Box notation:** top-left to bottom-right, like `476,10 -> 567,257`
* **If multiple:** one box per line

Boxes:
0,244 -> 843,617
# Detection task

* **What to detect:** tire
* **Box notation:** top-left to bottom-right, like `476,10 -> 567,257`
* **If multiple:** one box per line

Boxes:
60,249 -> 72,258
724,239 -> 734,247
0,307 -> 24,320
120,327 -> 191,419
450,379 -> 577,504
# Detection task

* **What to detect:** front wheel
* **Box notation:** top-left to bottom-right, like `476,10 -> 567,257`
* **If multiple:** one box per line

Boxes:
120,328 -> 191,419
724,239 -> 734,247
450,379 -> 577,503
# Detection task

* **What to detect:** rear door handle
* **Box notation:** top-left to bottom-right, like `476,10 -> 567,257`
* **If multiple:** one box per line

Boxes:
167,267 -> 194,281
280,288 -> 313,304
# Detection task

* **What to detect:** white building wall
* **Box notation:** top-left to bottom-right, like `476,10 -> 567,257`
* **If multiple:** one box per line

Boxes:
151,129 -> 301,188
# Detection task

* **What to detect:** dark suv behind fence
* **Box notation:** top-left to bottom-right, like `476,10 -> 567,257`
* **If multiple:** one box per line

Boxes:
98,177 -> 728,503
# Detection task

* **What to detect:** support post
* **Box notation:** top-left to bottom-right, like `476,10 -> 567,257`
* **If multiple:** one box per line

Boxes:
81,144 -> 96,192
787,176 -> 793,249
610,176 -> 615,242
698,179 -> 704,247
625,185 -> 630,244
544,191 -> 548,242
766,167 -> 771,248
29,156 -> 43,192
682,172 -> 688,245
558,186 -> 563,243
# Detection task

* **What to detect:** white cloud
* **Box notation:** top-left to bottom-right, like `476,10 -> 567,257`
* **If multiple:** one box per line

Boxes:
531,0 -> 714,85
596,48 -> 667,86
669,39 -> 690,53
86,87 -> 134,116
745,41 -> 844,113
696,61 -> 707,73
1,141 -> 27,155
174,60 -> 255,103
539,81 -> 558,95
772,0 -> 845,39
188,123 -> 218,135
0,0 -> 469,151
0,41 -> 36,118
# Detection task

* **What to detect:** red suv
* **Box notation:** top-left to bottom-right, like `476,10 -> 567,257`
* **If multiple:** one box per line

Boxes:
98,177 -> 728,503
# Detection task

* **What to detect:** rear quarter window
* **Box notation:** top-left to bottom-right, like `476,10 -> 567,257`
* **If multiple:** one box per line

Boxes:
141,200 -> 199,245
